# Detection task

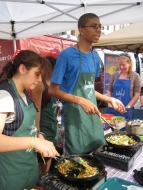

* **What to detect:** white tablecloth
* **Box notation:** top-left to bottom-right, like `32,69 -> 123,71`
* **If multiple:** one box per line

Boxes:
105,146 -> 143,184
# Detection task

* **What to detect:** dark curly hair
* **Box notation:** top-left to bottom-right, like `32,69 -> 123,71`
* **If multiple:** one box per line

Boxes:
0,50 -> 44,82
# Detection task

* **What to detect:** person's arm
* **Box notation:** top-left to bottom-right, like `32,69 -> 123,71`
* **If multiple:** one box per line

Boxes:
126,92 -> 140,108
106,73 -> 116,107
49,83 -> 101,116
106,72 -> 119,107
140,95 -> 143,107
140,89 -> 143,107
106,90 -> 112,107
49,83 -> 126,115
32,82 -> 45,139
126,73 -> 141,108
95,91 -> 126,113
0,112 -> 59,157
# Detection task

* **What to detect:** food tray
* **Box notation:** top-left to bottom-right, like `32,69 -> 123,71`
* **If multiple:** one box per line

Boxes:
140,136 -> 143,142
98,177 -> 143,190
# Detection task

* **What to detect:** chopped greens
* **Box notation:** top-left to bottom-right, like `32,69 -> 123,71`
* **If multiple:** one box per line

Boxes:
106,134 -> 137,146
56,157 -> 99,178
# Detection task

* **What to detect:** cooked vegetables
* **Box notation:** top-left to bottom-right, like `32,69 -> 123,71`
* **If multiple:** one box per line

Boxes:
106,134 -> 137,146
56,157 -> 99,178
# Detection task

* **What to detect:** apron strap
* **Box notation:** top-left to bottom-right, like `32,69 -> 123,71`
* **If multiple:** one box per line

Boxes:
76,43 -> 96,73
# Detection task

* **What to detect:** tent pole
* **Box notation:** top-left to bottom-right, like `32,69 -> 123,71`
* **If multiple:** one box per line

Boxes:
10,20 -> 17,52
13,38 -> 17,52
136,48 -> 139,55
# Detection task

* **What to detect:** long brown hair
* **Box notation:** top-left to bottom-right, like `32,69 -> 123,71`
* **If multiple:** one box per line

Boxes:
41,56 -> 57,81
118,55 -> 133,78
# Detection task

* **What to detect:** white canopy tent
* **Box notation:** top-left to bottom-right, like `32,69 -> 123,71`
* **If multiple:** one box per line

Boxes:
0,0 -> 143,41
93,22 -> 143,53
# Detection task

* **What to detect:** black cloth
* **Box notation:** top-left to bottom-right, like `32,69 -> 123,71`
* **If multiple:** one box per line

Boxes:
133,167 -> 143,186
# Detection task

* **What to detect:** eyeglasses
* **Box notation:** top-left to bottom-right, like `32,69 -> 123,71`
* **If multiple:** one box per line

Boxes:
119,53 -> 130,58
81,25 -> 103,30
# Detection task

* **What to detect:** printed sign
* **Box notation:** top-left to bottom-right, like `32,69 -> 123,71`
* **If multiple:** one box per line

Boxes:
104,53 -> 119,94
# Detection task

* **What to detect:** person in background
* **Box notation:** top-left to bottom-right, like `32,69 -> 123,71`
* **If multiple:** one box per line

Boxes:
0,50 -> 59,190
32,56 -> 61,174
140,91 -> 143,107
49,13 -> 126,156
106,53 -> 141,120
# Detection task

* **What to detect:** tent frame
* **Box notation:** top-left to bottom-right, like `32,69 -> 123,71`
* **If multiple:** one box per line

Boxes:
0,0 -> 143,50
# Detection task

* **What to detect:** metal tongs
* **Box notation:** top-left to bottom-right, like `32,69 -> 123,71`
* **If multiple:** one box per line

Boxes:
101,116 -> 126,135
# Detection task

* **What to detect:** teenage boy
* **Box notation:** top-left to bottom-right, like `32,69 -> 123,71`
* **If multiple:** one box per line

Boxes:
49,13 -> 126,155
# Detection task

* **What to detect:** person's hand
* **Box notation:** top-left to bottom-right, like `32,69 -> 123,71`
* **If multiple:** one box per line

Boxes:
78,97 -> 101,117
140,96 -> 143,107
34,138 -> 60,158
108,97 -> 126,113
38,133 -> 45,140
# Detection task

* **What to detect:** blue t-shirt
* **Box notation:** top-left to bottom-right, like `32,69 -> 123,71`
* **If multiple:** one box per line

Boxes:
51,46 -> 100,125
51,46 -> 100,96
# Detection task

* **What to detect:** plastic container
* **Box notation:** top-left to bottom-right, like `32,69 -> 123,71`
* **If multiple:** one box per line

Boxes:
111,116 -> 125,123
102,122 -> 111,131
111,116 -> 126,130
122,185 -> 143,190
98,177 -> 143,190
140,136 -> 143,142
101,114 -> 114,120
101,114 -> 115,128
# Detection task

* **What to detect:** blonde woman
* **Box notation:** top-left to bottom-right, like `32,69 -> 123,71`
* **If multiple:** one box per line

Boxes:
106,53 -> 141,120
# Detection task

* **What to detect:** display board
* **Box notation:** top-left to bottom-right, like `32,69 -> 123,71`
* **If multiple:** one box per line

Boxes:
104,53 -> 119,94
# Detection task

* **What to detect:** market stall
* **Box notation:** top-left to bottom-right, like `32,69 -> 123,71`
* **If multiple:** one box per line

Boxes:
92,22 -> 143,54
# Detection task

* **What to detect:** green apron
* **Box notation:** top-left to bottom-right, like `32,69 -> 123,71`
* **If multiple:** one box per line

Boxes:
64,48 -> 105,154
0,79 -> 39,190
40,92 -> 59,146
